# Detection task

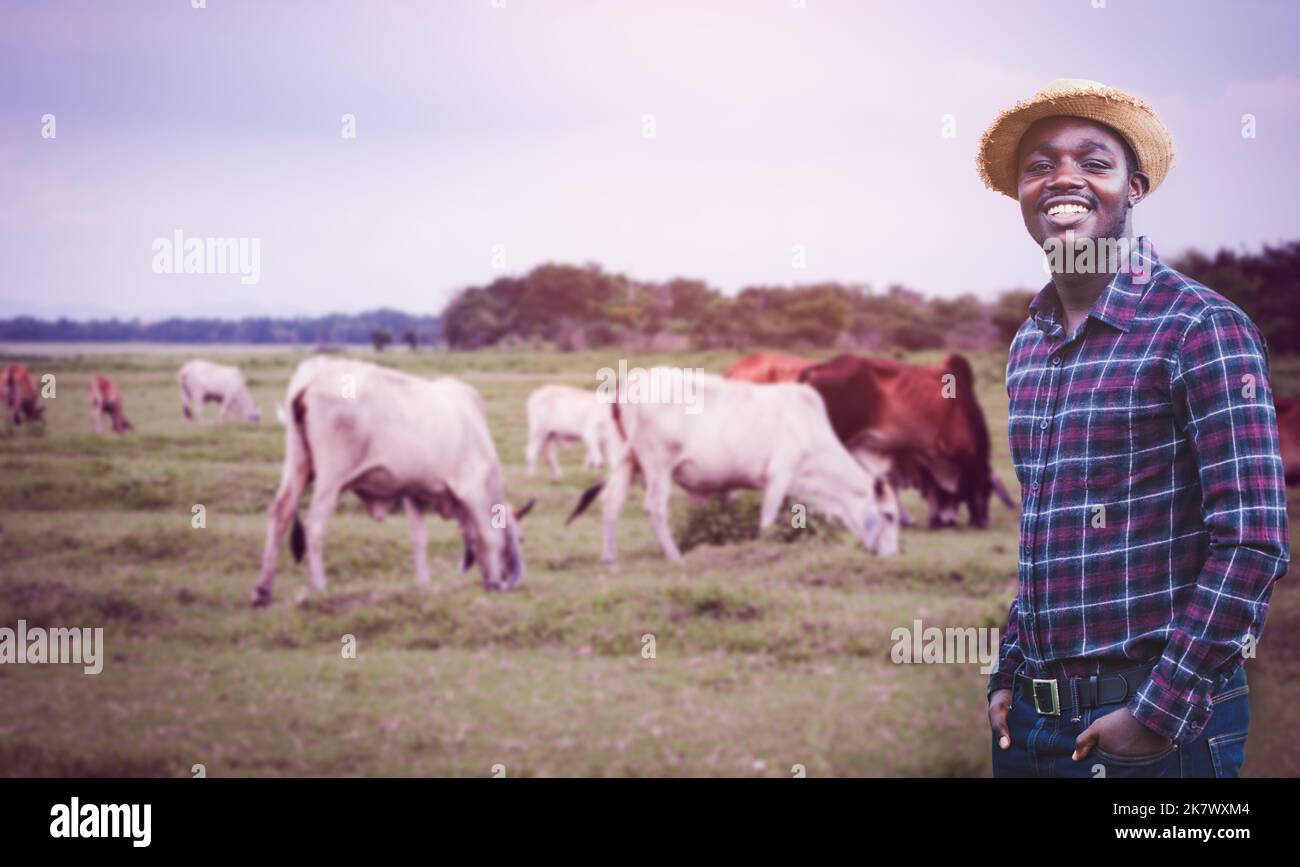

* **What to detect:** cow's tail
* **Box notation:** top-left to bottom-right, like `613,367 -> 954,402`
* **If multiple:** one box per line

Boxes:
291,514 -> 306,562
178,369 -> 193,419
566,400 -> 630,525
281,385 -> 315,563
991,474 -> 1016,509
566,481 -> 606,525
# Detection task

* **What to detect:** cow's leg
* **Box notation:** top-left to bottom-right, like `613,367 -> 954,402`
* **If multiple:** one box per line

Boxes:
524,428 -> 543,478
600,455 -> 636,566
759,472 -> 793,530
302,484 -> 341,595
252,469 -> 309,607
404,498 -> 432,587
90,403 -> 103,434
643,470 -> 681,561
544,436 -> 562,480
217,395 -> 234,423
582,429 -> 603,471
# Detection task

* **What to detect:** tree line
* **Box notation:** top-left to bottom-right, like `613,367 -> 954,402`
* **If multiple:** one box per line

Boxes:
440,242 -> 1300,354
0,308 -> 440,348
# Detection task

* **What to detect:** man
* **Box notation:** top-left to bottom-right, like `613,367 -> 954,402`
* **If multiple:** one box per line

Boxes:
978,80 -> 1289,777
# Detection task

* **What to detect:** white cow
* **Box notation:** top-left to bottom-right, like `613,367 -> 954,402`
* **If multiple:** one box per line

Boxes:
566,371 -> 900,564
252,357 -> 533,606
525,384 -> 613,479
178,360 -> 262,423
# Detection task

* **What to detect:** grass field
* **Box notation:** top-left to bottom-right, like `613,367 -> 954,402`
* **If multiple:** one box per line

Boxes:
1,345 -> 1297,777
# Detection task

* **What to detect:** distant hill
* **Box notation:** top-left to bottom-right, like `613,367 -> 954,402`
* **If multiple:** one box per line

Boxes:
0,308 -> 440,346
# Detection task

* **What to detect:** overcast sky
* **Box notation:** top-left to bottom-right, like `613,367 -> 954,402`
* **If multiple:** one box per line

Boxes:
2,0 -> 1298,320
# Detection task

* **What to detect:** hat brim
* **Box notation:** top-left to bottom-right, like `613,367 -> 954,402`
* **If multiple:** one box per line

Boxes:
977,86 -> 1175,199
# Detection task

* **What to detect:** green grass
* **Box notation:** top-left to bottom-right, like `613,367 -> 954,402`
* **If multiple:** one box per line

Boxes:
0,345 -> 1297,777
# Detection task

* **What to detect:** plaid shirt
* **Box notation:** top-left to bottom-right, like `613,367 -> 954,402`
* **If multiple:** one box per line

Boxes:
989,237 -> 1290,743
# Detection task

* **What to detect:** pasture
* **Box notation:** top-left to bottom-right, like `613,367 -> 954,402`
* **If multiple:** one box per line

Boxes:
1,345 -> 1297,777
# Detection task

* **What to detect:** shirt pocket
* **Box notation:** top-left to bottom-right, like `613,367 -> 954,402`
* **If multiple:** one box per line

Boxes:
1076,379 -> 1173,501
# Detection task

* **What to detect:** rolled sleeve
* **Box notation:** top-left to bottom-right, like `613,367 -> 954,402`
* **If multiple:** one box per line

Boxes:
988,595 -> 1024,701
1128,309 -> 1290,742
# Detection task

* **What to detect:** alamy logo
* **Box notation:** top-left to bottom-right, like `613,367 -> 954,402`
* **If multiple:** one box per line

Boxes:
595,361 -> 705,415
890,619 -> 1000,674
50,798 -> 151,848
1040,233 -> 1153,285
151,229 -> 261,285
0,620 -> 104,674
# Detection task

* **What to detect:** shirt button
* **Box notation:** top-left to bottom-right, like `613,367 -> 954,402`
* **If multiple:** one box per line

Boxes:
1031,481 -> 1040,491
1040,420 -> 1049,430
1052,357 -> 1061,366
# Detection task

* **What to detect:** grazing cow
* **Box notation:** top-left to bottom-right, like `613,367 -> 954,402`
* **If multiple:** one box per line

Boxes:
724,352 -> 818,384
566,370 -> 899,564
2,364 -> 44,428
1276,396 -> 1300,486
253,357 -> 534,606
799,354 -> 1015,529
525,384 -> 614,479
88,375 -> 133,434
178,360 -> 262,424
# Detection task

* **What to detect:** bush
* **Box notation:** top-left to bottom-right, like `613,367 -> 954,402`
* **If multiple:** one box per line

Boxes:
673,492 -> 842,553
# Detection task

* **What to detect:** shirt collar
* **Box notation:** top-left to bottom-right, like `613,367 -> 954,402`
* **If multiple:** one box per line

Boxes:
1028,236 -> 1160,338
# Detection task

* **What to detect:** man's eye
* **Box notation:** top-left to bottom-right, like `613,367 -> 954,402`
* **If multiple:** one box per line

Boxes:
1028,162 -> 1052,172
1083,161 -> 1109,170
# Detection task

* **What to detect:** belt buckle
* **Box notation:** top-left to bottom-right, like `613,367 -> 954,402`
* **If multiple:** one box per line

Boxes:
1032,678 -> 1060,716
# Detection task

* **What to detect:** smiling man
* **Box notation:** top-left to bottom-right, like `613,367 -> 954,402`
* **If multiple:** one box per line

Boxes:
977,79 -> 1289,777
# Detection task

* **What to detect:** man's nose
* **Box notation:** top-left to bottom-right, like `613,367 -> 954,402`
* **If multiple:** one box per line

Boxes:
1045,161 -> 1085,189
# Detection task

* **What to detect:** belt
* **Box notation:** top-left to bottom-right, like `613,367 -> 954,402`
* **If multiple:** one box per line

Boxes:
1016,663 -> 1155,719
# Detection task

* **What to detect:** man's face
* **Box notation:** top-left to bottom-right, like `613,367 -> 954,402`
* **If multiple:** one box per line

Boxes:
1016,116 -> 1148,249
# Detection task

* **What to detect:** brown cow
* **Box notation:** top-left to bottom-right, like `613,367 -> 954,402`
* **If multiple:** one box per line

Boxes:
3,364 -> 45,428
799,353 -> 1015,528
88,375 -> 133,434
1276,396 -> 1300,486
724,352 -> 818,384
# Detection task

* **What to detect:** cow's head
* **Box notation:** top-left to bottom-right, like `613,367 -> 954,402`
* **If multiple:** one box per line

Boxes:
241,393 -> 263,423
845,448 -> 900,556
461,497 -> 537,590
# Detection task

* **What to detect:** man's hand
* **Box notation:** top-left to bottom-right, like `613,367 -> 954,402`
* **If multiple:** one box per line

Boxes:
988,688 -> 1013,750
1073,708 -> 1172,761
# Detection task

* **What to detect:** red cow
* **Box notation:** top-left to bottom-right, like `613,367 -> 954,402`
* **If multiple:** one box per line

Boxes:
724,352 -> 818,384
89,375 -> 134,434
3,364 -> 45,428
799,353 -> 1016,528
1275,396 -> 1300,486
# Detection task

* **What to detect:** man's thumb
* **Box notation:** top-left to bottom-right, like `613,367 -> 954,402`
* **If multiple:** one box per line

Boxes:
993,712 -> 1011,750
1073,724 -> 1099,761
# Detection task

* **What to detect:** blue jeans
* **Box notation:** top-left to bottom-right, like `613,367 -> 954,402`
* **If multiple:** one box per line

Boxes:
991,665 -> 1250,778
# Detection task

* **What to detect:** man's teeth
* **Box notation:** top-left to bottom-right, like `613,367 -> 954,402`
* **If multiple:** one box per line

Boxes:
1047,203 -> 1090,216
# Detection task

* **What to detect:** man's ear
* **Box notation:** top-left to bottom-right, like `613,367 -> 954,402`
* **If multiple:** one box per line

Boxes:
1128,171 -> 1151,207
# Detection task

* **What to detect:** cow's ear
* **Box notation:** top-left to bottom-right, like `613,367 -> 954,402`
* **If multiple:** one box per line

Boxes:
513,497 -> 537,521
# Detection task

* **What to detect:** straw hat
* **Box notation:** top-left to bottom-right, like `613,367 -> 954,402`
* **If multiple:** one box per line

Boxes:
976,78 -> 1175,198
